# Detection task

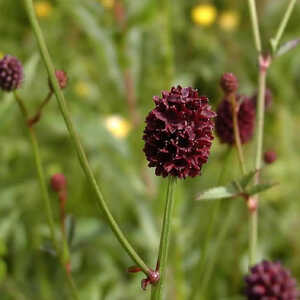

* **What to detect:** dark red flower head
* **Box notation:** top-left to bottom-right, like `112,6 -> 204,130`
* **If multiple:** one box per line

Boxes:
50,173 -> 67,192
245,260 -> 299,300
143,86 -> 216,179
49,70 -> 68,91
0,55 -> 23,91
220,72 -> 238,94
215,95 -> 255,145
264,150 -> 277,164
251,88 -> 272,111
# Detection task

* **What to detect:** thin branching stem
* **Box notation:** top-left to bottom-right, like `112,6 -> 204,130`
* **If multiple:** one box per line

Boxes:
230,93 -> 247,175
271,0 -> 297,53
23,0 -> 151,276
247,0 -> 262,53
14,92 -> 80,300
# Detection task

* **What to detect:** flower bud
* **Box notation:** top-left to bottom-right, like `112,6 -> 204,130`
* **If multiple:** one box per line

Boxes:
50,173 -> 67,192
0,55 -> 23,91
264,150 -> 277,164
245,260 -> 299,299
49,70 -> 68,91
220,72 -> 238,94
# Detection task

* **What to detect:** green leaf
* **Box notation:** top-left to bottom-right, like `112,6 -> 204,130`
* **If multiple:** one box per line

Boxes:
239,169 -> 258,189
196,184 -> 240,201
276,38 -> 300,57
247,182 -> 278,196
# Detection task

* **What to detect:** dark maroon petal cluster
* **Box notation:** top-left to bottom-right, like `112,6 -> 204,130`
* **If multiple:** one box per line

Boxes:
220,72 -> 239,94
264,150 -> 277,164
251,88 -> 273,111
50,173 -> 67,192
49,70 -> 68,91
215,95 -> 256,145
245,260 -> 299,300
143,86 -> 216,179
0,55 -> 23,91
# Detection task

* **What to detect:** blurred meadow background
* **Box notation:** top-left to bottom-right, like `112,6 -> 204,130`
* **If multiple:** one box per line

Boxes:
1,0 -> 300,299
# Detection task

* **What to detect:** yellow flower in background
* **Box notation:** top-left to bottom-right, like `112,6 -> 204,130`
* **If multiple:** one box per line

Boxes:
0,52 -> 4,59
219,11 -> 240,31
99,0 -> 115,9
104,115 -> 131,139
74,81 -> 90,98
35,1 -> 53,18
191,4 -> 217,27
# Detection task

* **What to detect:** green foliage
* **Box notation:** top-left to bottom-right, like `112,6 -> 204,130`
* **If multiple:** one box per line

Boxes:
196,169 -> 276,201
0,0 -> 300,299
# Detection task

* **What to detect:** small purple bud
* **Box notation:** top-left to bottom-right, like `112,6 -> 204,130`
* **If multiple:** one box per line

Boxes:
0,55 -> 23,91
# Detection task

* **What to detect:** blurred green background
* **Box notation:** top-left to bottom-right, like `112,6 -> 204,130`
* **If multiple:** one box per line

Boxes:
0,0 -> 300,299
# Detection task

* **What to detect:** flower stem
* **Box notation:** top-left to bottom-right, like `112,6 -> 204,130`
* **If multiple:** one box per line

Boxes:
271,0 -> 297,53
23,0 -> 151,276
230,93 -> 246,175
151,177 -> 176,300
14,92 -> 80,300
250,55 -> 270,266
28,91 -> 53,126
247,0 -> 262,53
14,92 -> 58,251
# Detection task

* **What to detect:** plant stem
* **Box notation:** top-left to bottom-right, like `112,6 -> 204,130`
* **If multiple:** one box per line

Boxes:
230,93 -> 246,175
14,93 -> 58,251
247,0 -> 262,53
249,208 -> 258,266
28,91 -> 53,126
14,92 -> 80,300
151,177 -> 176,300
250,55 -> 270,266
271,0 -> 297,53
23,0 -> 151,276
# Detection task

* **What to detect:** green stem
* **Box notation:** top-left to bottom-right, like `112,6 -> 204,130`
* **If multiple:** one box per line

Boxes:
23,0 -> 151,276
190,148 -> 232,300
151,177 -> 176,300
14,93 -> 58,251
255,63 -> 267,174
249,208 -> 258,266
230,93 -> 246,175
247,0 -> 262,53
271,0 -> 297,53
250,56 -> 269,266
14,92 -> 80,300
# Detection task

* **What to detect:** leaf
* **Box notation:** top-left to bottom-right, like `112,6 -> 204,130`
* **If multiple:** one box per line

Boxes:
196,184 -> 240,201
247,182 -> 278,196
276,38 -> 300,57
239,169 -> 258,189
